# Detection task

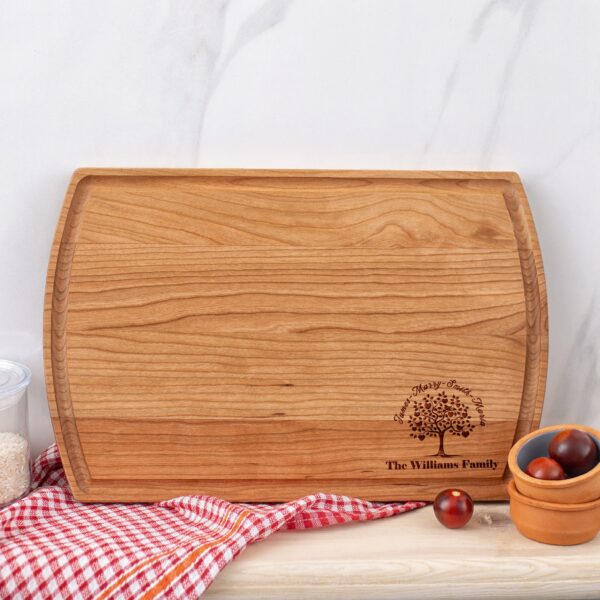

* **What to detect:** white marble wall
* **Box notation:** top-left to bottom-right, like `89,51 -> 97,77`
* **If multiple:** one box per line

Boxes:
1,0 -> 599,456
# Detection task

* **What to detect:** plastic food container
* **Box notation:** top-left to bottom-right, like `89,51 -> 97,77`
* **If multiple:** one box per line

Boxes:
0,359 -> 32,507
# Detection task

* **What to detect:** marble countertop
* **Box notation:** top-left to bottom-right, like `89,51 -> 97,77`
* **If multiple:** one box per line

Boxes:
205,502 -> 600,599
2,1 -> 600,457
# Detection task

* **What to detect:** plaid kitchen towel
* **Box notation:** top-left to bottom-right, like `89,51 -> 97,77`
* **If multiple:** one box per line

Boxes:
0,445 -> 426,599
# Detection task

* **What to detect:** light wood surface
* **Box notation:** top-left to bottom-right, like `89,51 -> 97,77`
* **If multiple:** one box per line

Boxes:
204,502 -> 600,600
44,170 -> 548,502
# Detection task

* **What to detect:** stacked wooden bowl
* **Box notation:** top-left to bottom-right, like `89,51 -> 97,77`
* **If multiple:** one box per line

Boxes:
508,424 -> 600,545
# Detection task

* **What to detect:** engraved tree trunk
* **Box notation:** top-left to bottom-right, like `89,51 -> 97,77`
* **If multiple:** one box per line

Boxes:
436,430 -> 448,457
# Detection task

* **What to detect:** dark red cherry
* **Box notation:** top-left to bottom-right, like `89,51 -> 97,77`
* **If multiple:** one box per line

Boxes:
525,457 -> 566,480
549,429 -> 598,477
433,489 -> 474,529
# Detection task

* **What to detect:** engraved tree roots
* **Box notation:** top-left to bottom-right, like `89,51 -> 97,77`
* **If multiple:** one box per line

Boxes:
405,391 -> 475,457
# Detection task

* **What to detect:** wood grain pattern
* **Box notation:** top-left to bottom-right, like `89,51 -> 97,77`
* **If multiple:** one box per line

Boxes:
204,503 -> 600,600
44,170 -> 548,502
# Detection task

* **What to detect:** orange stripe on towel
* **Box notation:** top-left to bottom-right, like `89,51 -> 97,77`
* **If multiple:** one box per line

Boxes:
136,508 -> 251,599
95,504 -> 241,600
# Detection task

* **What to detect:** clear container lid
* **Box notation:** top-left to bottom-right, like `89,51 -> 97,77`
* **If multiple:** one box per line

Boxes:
0,360 -> 32,407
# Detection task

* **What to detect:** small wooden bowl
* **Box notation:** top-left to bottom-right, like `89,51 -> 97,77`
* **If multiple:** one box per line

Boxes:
508,423 -> 600,503
508,480 -> 600,545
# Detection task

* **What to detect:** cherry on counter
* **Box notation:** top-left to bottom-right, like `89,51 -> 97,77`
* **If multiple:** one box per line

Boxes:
433,489 -> 474,529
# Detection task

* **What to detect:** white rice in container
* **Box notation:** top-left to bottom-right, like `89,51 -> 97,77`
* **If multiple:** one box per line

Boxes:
0,431 -> 30,505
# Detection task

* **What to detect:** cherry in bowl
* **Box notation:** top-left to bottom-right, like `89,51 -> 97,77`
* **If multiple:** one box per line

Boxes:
549,428 -> 598,477
525,456 -> 566,480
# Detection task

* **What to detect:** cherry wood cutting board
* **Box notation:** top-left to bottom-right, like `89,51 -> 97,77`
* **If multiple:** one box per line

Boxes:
44,169 -> 548,502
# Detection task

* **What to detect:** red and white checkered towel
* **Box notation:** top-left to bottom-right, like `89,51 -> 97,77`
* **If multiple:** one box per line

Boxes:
0,445 -> 426,599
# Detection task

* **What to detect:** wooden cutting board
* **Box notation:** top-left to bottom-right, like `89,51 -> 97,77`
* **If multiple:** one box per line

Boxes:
44,169 -> 547,502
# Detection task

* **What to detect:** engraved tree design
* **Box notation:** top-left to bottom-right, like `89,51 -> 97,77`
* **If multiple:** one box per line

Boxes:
405,391 -> 475,457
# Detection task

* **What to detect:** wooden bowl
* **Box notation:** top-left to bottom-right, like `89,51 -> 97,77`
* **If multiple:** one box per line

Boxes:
508,424 -> 600,503
508,480 -> 600,545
